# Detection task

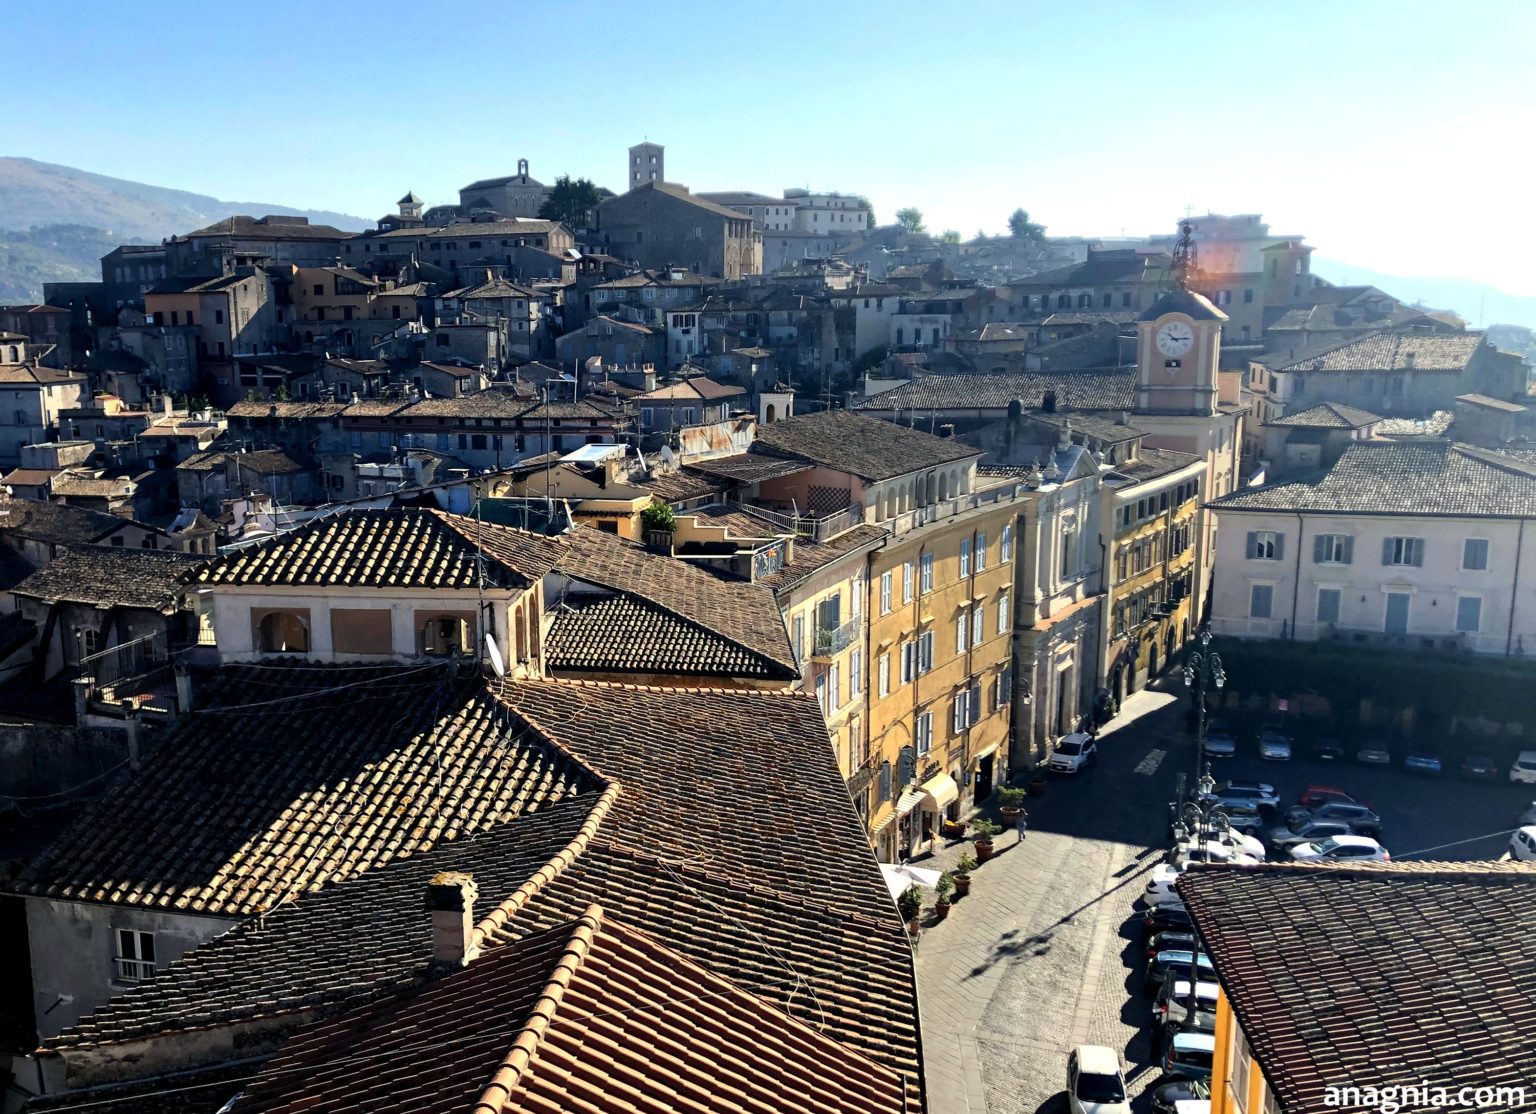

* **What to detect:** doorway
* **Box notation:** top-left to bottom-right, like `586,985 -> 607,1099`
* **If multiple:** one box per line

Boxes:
975,753 -> 995,801
1385,592 -> 1410,635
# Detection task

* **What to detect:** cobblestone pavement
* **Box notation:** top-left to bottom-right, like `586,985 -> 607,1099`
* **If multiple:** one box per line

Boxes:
914,685 -> 1188,1114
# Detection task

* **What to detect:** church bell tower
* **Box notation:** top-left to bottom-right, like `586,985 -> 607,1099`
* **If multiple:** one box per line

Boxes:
1134,222 -> 1227,417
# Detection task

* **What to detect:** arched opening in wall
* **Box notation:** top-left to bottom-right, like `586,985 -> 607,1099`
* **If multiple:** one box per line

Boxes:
938,473 -> 950,501
925,473 -> 936,504
514,605 -> 528,661
524,602 -> 536,662
421,615 -> 470,656
256,611 -> 309,654
765,403 -> 776,423
1042,390 -> 1057,414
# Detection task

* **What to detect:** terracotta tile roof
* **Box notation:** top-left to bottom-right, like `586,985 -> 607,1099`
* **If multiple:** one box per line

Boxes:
230,449 -> 308,475
1,468 -> 59,486
1456,392 -> 1528,413
683,453 -> 813,484
231,905 -> 910,1114
854,370 -> 1136,414
0,365 -> 85,385
195,507 -> 568,590
340,397 -> 414,417
1212,441 -> 1536,517
556,526 -> 796,674
546,592 -> 785,679
1110,446 -> 1204,484
182,216 -> 348,241
16,665 -> 597,917
1266,401 -> 1383,428
10,545 -> 204,611
632,375 -> 746,402
1179,861 -> 1536,1114
757,523 -> 889,594
0,497 -> 138,545
1262,330 -> 1486,373
48,472 -> 136,498
750,408 -> 978,482
400,387 -> 537,419
226,400 -> 348,420
626,466 -> 725,503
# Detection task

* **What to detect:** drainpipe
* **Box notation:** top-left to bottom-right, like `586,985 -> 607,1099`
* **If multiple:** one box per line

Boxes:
1288,512 -> 1306,640
1507,518 -> 1526,655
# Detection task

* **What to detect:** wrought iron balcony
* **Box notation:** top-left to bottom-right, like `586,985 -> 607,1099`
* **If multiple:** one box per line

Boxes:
813,616 -> 860,657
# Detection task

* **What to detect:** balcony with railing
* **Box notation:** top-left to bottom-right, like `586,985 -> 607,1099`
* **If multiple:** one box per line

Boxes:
813,616 -> 861,658
741,502 -> 866,544
113,956 -> 156,982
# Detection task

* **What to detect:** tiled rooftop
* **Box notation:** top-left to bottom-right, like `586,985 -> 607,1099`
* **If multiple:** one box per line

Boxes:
546,592 -> 786,679
10,545 -> 204,611
195,507 -> 568,590
230,905 -> 911,1114
1262,330 -> 1486,373
1180,862 -> 1536,1114
855,370 -> 1136,414
750,408 -> 978,482
1266,401 -> 1383,429
1212,441 -> 1536,517
756,523 -> 889,595
0,497 -> 140,545
556,526 -> 796,675
17,665 -> 596,917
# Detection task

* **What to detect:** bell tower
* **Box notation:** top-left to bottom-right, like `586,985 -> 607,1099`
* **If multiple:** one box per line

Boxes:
1134,222 -> 1227,417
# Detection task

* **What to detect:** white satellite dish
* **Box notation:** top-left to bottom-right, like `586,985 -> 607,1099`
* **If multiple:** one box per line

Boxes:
485,633 -> 506,677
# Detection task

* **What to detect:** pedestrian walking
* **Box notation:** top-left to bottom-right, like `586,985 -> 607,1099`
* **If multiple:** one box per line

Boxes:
1015,807 -> 1029,843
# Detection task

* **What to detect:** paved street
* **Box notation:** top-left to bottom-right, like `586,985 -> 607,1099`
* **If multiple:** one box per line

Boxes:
913,685 -> 1536,1114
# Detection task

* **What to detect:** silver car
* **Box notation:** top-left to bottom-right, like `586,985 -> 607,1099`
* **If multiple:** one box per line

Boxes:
1258,729 -> 1292,761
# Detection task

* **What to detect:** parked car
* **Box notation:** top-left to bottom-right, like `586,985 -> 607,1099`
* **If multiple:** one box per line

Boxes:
1153,978 -> 1220,1026
1216,805 -> 1266,834
1203,780 -> 1281,812
1202,728 -> 1237,759
1066,1044 -> 1131,1114
1356,741 -> 1393,765
1510,826 -> 1536,863
1144,863 -> 1191,906
1173,839 -> 1261,868
1049,732 -> 1098,774
1517,802 -> 1536,826
1511,751 -> 1536,786
1290,834 -> 1390,862
1144,949 -> 1216,991
1258,725 -> 1293,761
1178,832 -> 1266,861
1312,736 -> 1345,761
1152,1079 -> 1211,1114
1267,817 -> 1354,851
1158,1005 -> 1217,1052
1460,754 -> 1500,781
1283,801 -> 1382,836
1298,785 -> 1359,808
1143,903 -> 1195,937
1147,930 -> 1198,961
1161,1031 -> 1217,1081
1404,748 -> 1443,776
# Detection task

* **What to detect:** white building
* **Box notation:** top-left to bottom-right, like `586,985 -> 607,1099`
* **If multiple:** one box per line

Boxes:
1209,441 -> 1536,655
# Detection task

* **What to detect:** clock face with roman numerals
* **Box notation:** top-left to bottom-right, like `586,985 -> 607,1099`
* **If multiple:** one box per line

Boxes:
1156,321 -> 1194,358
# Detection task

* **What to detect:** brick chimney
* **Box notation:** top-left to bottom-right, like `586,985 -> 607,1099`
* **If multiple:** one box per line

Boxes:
426,872 -> 479,971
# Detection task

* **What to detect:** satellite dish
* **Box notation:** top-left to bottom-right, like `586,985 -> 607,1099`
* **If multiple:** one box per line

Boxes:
485,633 -> 506,677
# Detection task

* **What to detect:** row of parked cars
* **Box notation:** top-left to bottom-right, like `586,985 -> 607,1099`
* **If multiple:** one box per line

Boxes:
1202,718 -> 1536,783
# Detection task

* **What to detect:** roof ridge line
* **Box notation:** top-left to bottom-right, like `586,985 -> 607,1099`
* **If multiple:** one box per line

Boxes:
472,903 -> 605,1114
505,675 -> 813,700
471,785 -> 620,946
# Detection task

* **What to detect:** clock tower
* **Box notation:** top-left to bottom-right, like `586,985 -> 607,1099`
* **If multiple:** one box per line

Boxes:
1134,221 -> 1227,417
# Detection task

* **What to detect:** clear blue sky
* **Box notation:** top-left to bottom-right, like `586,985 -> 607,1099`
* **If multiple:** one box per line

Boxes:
9,0 -> 1535,296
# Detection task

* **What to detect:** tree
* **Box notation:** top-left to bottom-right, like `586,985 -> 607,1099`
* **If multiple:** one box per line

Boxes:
1008,207 -> 1046,240
853,194 -> 876,229
895,207 -> 926,235
940,229 -> 961,244
538,175 -> 602,228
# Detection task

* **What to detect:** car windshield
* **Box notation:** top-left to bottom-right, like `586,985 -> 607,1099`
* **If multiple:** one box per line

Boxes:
1076,1071 -> 1126,1103
1312,838 -> 1343,853
1173,1047 -> 1215,1069
1058,740 -> 1082,755
1518,758 -> 1536,770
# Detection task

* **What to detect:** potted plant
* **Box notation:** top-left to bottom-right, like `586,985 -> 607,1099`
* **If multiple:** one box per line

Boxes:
971,819 -> 1001,863
897,884 -> 923,937
933,873 -> 955,921
940,817 -> 968,839
640,502 -> 677,550
952,854 -> 976,898
1026,768 -> 1049,796
997,786 -> 1027,825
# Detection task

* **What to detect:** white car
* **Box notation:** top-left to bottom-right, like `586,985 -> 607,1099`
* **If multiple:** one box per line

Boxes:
1048,732 -> 1098,774
1511,751 -> 1536,785
1066,1043 -> 1131,1114
1147,851 -> 1261,904
1510,825 -> 1536,862
1289,834 -> 1389,862
1177,832 -> 1266,862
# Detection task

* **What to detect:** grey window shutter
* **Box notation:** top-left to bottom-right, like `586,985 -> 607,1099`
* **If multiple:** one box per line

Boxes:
1246,532 -> 1258,560
1342,536 -> 1354,564
1274,534 -> 1285,561
1412,539 -> 1425,567
1382,538 -> 1395,565
1314,535 -> 1326,563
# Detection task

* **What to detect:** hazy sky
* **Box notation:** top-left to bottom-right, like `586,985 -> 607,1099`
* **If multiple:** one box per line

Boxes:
9,0 -> 1534,294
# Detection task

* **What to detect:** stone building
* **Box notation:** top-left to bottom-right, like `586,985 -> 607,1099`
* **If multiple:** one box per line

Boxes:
458,159 -> 553,217
596,182 -> 761,280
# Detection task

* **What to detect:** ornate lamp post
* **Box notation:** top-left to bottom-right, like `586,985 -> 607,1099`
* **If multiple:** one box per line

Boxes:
1181,623 -> 1226,798
1170,763 -> 1231,1032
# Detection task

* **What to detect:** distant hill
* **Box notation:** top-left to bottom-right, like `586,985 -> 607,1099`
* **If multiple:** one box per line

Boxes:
0,156 -> 368,303
1313,255 -> 1536,333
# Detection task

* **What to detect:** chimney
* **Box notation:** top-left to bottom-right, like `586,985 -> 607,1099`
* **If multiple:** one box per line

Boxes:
426,872 -> 480,971
123,701 -> 142,769
174,661 -> 194,716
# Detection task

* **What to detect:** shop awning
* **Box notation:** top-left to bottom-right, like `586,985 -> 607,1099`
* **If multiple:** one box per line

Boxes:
880,862 -> 942,901
918,773 -> 959,812
971,743 -> 1000,762
894,787 -> 925,817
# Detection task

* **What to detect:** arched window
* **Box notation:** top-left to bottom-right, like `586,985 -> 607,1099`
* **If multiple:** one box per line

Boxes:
765,403 -> 777,423
938,473 -> 950,501
421,615 -> 469,656
514,605 -> 527,661
256,611 -> 308,653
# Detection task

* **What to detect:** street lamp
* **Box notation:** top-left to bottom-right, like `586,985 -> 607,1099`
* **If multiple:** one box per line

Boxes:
1170,762 -> 1232,1033
1181,623 -> 1226,798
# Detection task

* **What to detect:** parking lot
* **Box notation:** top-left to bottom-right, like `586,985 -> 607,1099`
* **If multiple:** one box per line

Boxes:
915,685 -> 1536,1114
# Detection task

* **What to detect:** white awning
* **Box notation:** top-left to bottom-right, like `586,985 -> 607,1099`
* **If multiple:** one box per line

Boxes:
918,773 -> 960,812
894,787 -> 925,817
880,862 -> 942,901
971,743 -> 1000,762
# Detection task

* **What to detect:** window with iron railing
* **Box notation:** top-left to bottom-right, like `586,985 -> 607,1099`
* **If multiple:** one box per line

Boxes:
113,928 -> 156,982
